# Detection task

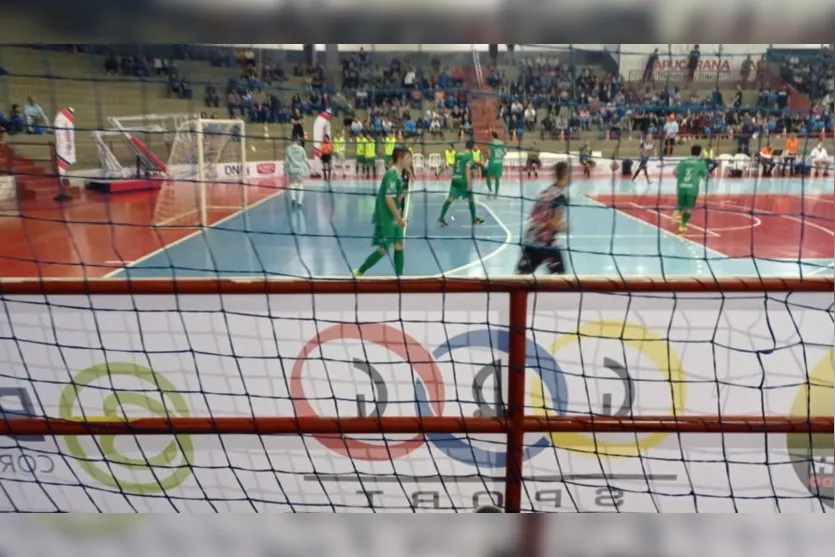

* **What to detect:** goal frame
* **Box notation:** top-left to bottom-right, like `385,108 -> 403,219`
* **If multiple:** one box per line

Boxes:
193,118 -> 247,226
0,275 -> 832,513
157,118 -> 248,227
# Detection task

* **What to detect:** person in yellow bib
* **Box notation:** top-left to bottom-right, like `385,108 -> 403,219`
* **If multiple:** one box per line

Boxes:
383,134 -> 397,168
472,145 -> 484,178
436,143 -> 457,178
364,135 -> 377,179
355,134 -> 367,179
333,131 -> 346,178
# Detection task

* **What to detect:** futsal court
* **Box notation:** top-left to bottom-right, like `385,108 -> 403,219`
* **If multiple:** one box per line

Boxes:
0,173 -> 832,280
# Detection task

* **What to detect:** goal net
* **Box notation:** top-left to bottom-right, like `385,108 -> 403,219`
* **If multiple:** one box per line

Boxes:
153,118 -> 248,227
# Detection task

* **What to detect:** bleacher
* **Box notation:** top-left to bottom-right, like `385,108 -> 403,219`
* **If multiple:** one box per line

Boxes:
0,44 -> 830,178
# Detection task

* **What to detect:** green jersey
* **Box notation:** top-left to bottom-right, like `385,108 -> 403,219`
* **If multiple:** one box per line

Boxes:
676,157 -> 708,190
373,168 -> 403,226
452,151 -> 475,182
488,140 -> 506,165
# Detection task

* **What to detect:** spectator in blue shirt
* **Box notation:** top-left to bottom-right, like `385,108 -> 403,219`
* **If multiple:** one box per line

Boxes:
404,118 -> 417,137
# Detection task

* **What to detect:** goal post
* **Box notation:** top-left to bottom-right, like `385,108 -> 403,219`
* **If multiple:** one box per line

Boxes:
154,118 -> 247,228
0,276 -> 831,513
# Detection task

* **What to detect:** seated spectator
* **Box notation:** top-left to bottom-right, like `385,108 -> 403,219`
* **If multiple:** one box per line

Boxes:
133,58 -> 149,78
153,57 -> 164,75
4,105 -> 24,135
205,83 -> 220,108
403,118 -> 418,137
524,104 -> 537,132
180,78 -> 193,100
104,52 -> 119,75
809,140 -> 830,177
23,97 -> 48,133
120,56 -> 133,76
350,118 -> 363,136
167,74 -> 182,97
758,142 -> 775,176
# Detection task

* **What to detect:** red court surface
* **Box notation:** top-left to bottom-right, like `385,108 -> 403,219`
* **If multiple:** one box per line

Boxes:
0,180 -> 281,279
592,193 -> 835,260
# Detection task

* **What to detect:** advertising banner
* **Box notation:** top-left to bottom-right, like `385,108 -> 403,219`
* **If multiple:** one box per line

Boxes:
0,292 -> 830,513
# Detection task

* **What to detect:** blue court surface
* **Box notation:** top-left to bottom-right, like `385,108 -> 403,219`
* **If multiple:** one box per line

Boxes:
112,176 -> 834,280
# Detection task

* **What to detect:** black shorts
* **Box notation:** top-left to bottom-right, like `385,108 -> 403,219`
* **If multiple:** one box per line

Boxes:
526,158 -> 542,169
291,125 -> 304,140
321,153 -> 332,164
516,245 -> 566,275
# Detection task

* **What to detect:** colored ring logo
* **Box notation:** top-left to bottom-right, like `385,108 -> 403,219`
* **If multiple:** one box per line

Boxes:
59,363 -> 194,494
416,329 -> 567,468
541,321 -> 686,458
786,349 -> 833,508
290,324 -> 568,466
290,323 -> 445,460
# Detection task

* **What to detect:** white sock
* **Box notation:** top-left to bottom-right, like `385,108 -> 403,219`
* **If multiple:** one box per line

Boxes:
290,185 -> 298,203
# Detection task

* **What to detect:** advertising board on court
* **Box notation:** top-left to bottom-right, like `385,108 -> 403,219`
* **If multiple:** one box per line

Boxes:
0,292 -> 831,512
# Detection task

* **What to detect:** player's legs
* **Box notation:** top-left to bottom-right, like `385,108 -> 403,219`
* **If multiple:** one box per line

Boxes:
393,242 -> 405,276
544,248 -> 567,275
516,246 -> 543,274
438,194 -> 456,226
676,189 -> 698,232
466,191 -> 483,225
355,225 -> 393,276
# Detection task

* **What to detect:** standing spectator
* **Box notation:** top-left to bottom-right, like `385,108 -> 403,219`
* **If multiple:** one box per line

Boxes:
662,114 -> 679,157
740,55 -> 754,89
776,87 -> 790,111
643,48 -> 659,82
290,109 -> 305,143
23,97 -> 48,133
227,90 -> 242,117
153,57 -> 164,75
755,55 -> 766,87
687,45 -> 701,83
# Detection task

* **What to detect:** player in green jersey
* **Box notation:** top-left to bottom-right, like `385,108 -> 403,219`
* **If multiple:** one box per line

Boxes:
354,147 -> 413,277
672,145 -> 709,234
438,140 -> 485,227
485,131 -> 506,197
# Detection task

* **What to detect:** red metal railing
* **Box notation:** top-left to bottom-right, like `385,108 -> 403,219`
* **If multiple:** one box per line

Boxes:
0,276 -> 832,513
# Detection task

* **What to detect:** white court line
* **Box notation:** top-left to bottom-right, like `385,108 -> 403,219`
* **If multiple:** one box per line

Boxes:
702,200 -> 763,232
719,201 -> 834,277
102,185 -> 286,278
588,197 -> 728,265
627,202 -> 720,238
433,200 -> 512,277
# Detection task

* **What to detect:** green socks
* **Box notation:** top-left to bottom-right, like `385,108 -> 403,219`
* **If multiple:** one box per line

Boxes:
681,211 -> 692,227
468,198 -> 477,221
494,178 -> 500,196
357,250 -> 384,275
439,199 -> 452,221
356,249 -> 403,276
394,250 -> 404,276
485,178 -> 493,193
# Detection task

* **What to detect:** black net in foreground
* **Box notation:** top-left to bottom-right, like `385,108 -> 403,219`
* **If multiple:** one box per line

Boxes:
0,277 -> 831,513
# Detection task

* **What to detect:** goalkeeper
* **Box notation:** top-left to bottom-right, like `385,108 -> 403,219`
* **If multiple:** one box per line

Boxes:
485,131 -> 506,197
353,147 -> 413,277
438,140 -> 484,227
672,144 -> 709,234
